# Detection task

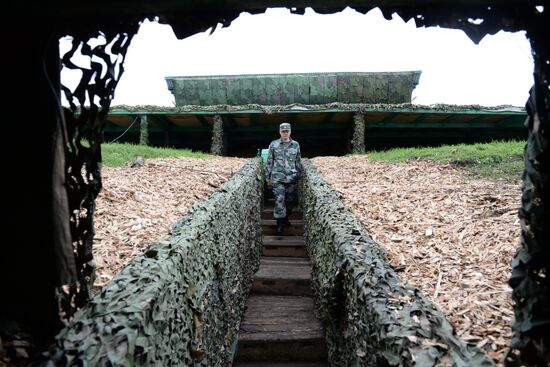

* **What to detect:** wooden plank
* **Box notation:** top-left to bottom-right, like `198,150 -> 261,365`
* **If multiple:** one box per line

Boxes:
252,258 -> 312,296
238,296 -> 324,342
262,246 -> 308,258
256,257 -> 311,280
262,223 -> 304,236
237,295 -> 326,361
234,363 -> 327,367
262,220 -> 304,226
263,236 -> 304,244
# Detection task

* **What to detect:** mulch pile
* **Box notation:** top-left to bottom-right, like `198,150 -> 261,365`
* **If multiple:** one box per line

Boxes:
311,156 -> 521,365
92,156 -> 247,292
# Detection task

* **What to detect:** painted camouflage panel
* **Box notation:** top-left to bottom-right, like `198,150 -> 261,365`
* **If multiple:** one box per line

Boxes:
166,71 -> 421,106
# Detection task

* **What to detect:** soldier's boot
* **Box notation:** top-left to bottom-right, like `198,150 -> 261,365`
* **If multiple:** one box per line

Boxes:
276,218 -> 284,234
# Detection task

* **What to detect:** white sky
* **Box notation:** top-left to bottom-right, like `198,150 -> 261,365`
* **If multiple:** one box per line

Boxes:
61,7 -> 535,107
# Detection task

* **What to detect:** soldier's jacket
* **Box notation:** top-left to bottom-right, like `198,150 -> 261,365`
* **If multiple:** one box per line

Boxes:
264,138 -> 302,184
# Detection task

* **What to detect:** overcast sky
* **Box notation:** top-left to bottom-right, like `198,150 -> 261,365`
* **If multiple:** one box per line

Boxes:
60,7 -> 534,107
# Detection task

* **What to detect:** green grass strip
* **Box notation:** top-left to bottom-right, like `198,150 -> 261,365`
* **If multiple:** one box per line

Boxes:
102,143 -> 211,167
362,139 -> 526,182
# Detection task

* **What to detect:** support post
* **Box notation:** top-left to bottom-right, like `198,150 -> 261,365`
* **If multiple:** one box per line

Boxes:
351,112 -> 365,154
211,114 -> 225,156
139,114 -> 149,145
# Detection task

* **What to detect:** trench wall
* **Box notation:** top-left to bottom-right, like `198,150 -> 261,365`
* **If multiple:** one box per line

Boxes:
300,159 -> 495,366
46,159 -> 264,366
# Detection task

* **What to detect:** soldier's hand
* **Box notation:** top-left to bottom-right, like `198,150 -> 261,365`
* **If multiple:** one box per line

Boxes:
267,179 -> 272,188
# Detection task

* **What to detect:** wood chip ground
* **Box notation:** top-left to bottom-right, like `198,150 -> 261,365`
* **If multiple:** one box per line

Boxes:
311,156 -> 521,365
92,155 -> 520,366
92,156 -> 247,292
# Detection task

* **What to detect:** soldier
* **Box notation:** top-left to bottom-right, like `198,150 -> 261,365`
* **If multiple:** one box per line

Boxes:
264,122 -> 303,234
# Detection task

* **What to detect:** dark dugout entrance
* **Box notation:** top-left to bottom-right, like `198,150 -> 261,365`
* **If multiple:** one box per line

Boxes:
3,1 -> 548,365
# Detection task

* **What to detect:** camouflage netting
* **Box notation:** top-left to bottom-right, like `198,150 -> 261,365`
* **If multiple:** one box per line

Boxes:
45,159 -> 264,366
165,72 -> 421,106
300,160 -> 495,366
211,114 -> 224,155
109,102 -> 525,115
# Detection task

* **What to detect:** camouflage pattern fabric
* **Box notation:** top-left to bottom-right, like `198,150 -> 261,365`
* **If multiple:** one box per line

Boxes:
264,138 -> 302,219
272,182 -> 298,219
166,71 -> 421,106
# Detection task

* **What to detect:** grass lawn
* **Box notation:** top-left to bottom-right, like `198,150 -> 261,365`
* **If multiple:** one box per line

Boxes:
363,139 -> 526,182
101,142 -> 211,167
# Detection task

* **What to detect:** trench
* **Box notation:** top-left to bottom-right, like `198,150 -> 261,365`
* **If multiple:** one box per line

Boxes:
233,190 -> 328,365
47,158 -> 495,366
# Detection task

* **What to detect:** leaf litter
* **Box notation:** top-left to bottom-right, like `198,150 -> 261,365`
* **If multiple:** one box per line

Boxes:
311,155 -> 521,366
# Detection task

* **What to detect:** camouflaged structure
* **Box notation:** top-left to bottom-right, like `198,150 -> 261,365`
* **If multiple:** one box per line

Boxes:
46,159 -> 264,366
165,71 -> 421,106
299,160 -> 495,366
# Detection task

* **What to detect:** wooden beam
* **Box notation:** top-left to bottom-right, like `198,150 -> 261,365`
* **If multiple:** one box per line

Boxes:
322,112 -> 335,124
148,114 -> 175,131
251,113 -> 260,126
379,112 -> 399,123
196,115 -> 211,127
225,114 -> 239,128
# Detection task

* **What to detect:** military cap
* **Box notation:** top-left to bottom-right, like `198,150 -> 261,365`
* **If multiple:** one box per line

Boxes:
279,122 -> 291,131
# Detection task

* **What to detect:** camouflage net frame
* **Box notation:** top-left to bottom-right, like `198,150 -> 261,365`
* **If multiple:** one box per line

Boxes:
46,159 -> 263,366
54,29 -> 138,324
300,160 -> 494,366
506,15 -> 550,366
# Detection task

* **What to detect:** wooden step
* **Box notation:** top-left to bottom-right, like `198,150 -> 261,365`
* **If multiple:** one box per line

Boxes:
235,295 -> 327,362
262,220 -> 304,236
263,235 -> 304,244
234,362 -> 327,366
252,257 -> 312,296
262,235 -> 307,258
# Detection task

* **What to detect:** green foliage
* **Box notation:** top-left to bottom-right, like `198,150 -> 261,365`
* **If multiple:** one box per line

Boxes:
101,142 -> 211,167
364,139 -> 526,182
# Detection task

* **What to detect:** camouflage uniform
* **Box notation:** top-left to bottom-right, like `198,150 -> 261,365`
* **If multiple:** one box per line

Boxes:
264,137 -> 302,219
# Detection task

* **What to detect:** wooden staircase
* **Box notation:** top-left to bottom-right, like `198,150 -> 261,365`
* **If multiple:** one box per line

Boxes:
233,198 -> 327,366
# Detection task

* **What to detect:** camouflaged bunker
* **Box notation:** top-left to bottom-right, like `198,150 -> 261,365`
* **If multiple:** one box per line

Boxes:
104,71 -> 526,156
163,71 -> 422,156
165,71 -> 421,106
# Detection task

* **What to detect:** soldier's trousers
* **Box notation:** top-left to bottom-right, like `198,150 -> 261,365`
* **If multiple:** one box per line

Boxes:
272,181 -> 298,219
